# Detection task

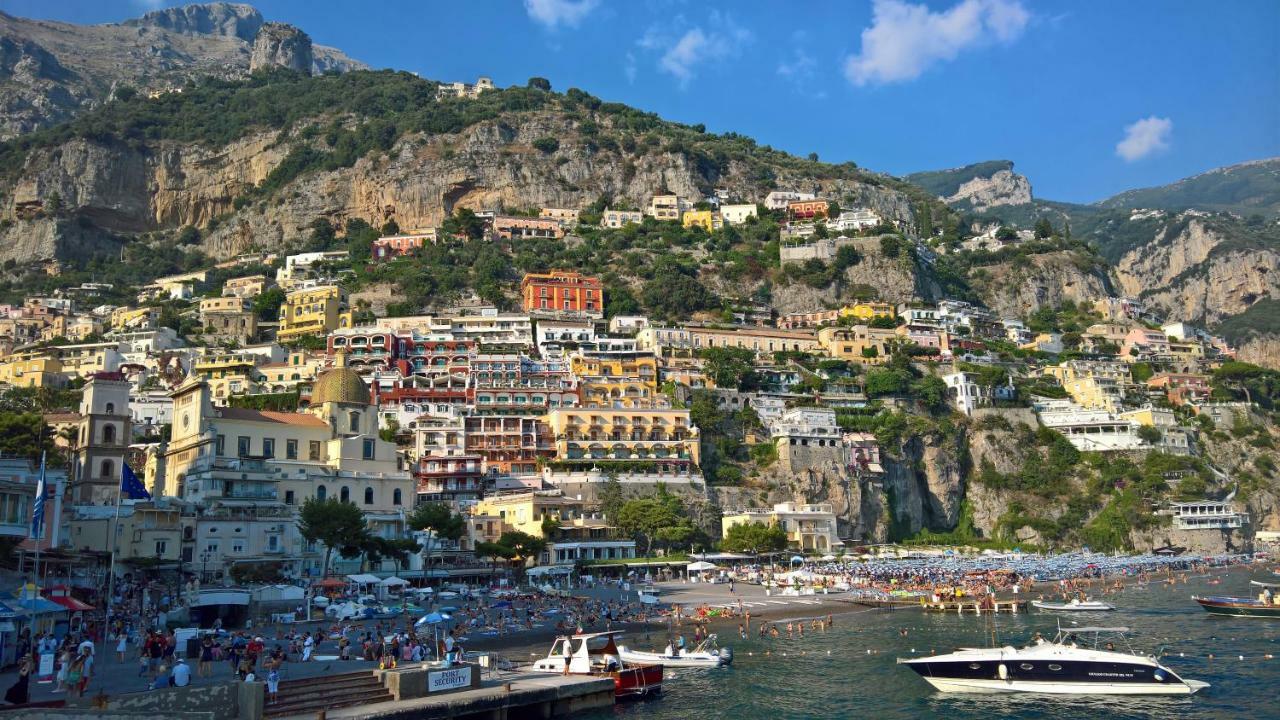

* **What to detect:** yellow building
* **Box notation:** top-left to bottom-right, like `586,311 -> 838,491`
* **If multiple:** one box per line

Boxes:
68,504 -> 188,565
681,210 -> 722,232
545,407 -> 700,466
277,286 -> 353,343
840,302 -> 895,322
259,352 -> 323,393
470,491 -> 588,539
570,353 -> 658,390
1042,360 -> 1132,385
721,502 -> 839,552
817,325 -> 898,364
111,307 -> 160,331
579,377 -> 663,409
1063,376 -> 1124,411
0,352 -> 65,388
193,352 -> 262,401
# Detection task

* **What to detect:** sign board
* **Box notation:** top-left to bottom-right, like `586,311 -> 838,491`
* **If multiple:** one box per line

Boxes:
37,652 -> 55,682
428,666 -> 472,693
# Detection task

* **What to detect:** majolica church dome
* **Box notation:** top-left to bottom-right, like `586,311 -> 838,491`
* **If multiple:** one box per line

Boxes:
311,364 -> 370,405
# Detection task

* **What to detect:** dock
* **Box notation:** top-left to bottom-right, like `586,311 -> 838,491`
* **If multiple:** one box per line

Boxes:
272,672 -> 615,720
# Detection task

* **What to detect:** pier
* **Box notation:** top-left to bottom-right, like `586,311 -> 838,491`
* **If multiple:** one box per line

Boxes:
848,598 -> 1029,614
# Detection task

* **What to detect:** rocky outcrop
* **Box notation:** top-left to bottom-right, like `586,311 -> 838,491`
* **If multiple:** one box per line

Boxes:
121,2 -> 264,40
945,168 -> 1033,211
969,250 -> 1114,317
1115,218 -> 1280,326
249,22 -> 312,74
0,5 -> 362,139
766,237 -> 941,314
1236,334 -> 1280,371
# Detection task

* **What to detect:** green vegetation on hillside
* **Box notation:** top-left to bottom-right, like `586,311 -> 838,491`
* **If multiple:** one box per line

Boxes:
1098,158 -> 1280,218
905,160 -> 1015,199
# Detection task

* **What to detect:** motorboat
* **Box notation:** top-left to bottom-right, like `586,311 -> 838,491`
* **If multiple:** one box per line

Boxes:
617,634 -> 733,668
898,627 -> 1209,695
1031,598 -> 1115,612
528,631 -> 663,698
1193,581 -> 1280,618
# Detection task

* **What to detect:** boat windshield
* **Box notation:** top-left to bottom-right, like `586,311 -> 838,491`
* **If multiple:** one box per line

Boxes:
1049,626 -> 1140,654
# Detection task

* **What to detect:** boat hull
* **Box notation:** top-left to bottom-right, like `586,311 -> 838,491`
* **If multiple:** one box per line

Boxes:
612,664 -> 664,698
1031,601 -> 1115,612
1194,596 -> 1280,618
917,676 -> 1206,695
618,649 -> 729,668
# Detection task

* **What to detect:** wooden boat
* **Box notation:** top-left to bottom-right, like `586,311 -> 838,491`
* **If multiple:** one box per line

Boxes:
528,631 -> 663,698
1194,582 -> 1280,618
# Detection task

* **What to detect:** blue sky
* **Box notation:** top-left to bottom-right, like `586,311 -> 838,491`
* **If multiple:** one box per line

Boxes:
7,0 -> 1278,203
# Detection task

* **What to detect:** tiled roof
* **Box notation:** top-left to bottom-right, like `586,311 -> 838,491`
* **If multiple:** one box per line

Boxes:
217,408 -> 329,427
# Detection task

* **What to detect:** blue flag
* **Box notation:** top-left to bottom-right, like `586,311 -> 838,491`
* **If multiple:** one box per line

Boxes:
30,452 -> 45,540
121,462 -> 151,501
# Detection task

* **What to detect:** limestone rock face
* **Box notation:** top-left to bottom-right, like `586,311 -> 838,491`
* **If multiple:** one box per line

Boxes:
969,250 -> 1115,318
945,168 -> 1033,211
121,2 -> 264,40
250,22 -> 313,74
1236,334 -> 1280,372
1115,217 -> 1280,326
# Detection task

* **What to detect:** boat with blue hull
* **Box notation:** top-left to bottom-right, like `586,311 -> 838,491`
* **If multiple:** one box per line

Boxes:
1194,581 -> 1280,618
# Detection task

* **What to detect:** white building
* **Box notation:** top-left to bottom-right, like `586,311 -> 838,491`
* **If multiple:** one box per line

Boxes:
536,319 -> 596,358
941,371 -> 991,416
1162,500 -> 1249,530
720,204 -> 759,225
600,209 -> 643,229
608,316 -> 649,335
722,502 -> 839,552
764,191 -> 816,211
828,209 -> 881,233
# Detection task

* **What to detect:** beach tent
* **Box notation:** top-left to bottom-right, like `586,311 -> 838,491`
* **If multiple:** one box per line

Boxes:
686,561 -> 718,572
346,574 -> 381,585
527,566 -> 573,577
379,576 -> 409,587
820,554 -> 837,561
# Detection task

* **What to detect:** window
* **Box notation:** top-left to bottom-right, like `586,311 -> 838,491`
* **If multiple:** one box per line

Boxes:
232,541 -> 245,554
285,490 -> 295,505
348,411 -> 360,433
154,540 -> 167,555
262,438 -> 275,458
216,434 -> 225,455
316,485 -> 326,501
393,489 -> 402,506
340,486 -> 350,502
105,402 -> 115,415
285,440 -> 297,460
309,441 -> 321,461
267,535 -> 279,552
362,439 -> 375,460
364,487 -> 374,505
237,436 -> 250,458
100,459 -> 114,480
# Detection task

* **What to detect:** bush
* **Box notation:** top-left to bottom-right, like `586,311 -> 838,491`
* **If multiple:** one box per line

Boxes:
532,137 -> 560,154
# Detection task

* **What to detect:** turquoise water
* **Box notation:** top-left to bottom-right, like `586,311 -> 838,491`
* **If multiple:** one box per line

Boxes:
582,570 -> 1279,720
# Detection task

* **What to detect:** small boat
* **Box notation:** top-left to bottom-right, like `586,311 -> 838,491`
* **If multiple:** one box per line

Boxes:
898,627 -> 1209,695
1193,582 -> 1280,618
528,631 -> 663,698
1032,598 -> 1115,612
617,634 -> 733,668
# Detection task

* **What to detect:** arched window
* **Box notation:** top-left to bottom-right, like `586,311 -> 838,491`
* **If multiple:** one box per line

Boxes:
363,487 -> 374,505
349,411 -> 360,433
340,486 -> 350,503
105,402 -> 115,415
102,424 -> 116,445
100,459 -> 114,480
393,488 -> 402,506
316,485 -> 327,500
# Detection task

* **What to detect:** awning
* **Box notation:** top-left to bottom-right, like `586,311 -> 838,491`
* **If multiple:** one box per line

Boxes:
47,595 -> 94,612
312,578 -> 346,588
346,574 -> 381,584
379,576 -> 409,586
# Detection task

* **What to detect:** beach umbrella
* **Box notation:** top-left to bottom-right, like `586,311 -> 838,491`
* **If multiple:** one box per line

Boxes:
790,555 -> 804,564
820,554 -> 837,561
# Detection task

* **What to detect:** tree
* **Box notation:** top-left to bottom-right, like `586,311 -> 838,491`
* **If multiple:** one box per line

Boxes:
1136,425 -> 1162,445
407,502 -> 465,569
297,498 -> 369,578
1034,218 -> 1054,239
699,347 -> 758,390
495,530 -> 546,572
616,490 -> 689,559
0,413 -> 56,463
253,286 -> 286,321
305,218 -> 337,251
911,374 -> 948,410
527,77 -> 552,91
442,208 -> 486,240
720,521 -> 788,553
864,367 -> 913,397
807,152 -> 819,162
599,474 -> 625,521
995,226 -> 1018,241
532,137 -> 560,154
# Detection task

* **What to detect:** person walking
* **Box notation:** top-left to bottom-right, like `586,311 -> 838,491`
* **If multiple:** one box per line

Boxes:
3,657 -> 31,705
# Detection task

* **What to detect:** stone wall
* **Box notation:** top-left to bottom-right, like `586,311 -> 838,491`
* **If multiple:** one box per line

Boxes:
65,680 -> 260,720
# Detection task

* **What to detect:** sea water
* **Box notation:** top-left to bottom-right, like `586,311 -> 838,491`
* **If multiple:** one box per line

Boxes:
583,570 -> 1278,720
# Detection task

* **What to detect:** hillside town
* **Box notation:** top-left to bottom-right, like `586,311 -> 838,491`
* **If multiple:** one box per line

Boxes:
1,188 -> 1266,622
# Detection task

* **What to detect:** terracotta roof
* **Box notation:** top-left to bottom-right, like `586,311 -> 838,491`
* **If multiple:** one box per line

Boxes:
42,412 -> 82,423
217,407 -> 329,427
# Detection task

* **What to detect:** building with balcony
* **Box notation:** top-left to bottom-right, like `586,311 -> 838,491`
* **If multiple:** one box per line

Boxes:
464,414 -> 549,476
372,232 -> 434,260
828,209 -> 882,233
546,407 -> 700,470
686,325 -> 820,356
436,76 -> 494,100
719,204 -> 758,225
492,216 -> 565,241
1160,500 -> 1249,530
645,194 -> 688,222
223,275 -> 269,299
722,502 -> 839,552
520,271 -> 604,318
277,286 -> 353,343
539,208 -> 580,226
818,325 -> 898,364
787,199 -> 830,220
199,296 -> 258,344
68,502 -> 189,570
764,191 -> 815,211
600,209 -> 643,229
681,210 -> 722,232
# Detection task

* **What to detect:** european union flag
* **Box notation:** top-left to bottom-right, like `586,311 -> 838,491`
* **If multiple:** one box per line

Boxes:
121,462 -> 151,501
30,452 -> 45,540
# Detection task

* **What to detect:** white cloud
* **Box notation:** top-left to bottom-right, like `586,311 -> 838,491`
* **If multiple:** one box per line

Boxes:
843,0 -> 1030,86
132,0 -> 166,10
524,0 -> 599,29
637,11 -> 752,88
1115,116 -> 1173,162
624,52 -> 637,84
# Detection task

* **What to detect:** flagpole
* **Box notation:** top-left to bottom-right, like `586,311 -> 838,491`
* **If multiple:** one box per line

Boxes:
106,467 -> 125,624
26,451 -> 46,660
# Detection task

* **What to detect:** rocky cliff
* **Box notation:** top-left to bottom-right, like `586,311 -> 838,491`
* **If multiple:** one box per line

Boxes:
249,22 -> 312,74
906,160 -> 1033,211
0,3 -> 362,139
967,250 -> 1114,317
1114,217 -> 1280,326
0,81 -> 928,263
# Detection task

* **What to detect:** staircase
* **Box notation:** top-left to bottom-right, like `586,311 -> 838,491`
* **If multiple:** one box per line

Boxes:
265,669 -> 393,718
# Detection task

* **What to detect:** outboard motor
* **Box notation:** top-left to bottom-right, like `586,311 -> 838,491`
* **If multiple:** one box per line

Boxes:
719,646 -> 733,665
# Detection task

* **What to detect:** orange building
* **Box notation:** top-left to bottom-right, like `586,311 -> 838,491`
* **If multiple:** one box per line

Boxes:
787,199 -> 830,220
520,271 -> 604,317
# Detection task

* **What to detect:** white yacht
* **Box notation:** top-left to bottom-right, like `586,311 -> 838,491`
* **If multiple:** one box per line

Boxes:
898,627 -> 1209,695
1031,598 -> 1116,612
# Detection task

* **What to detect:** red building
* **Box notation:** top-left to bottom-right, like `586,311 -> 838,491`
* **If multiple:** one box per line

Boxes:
372,233 -> 433,260
787,199 -> 830,220
520,271 -> 604,317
